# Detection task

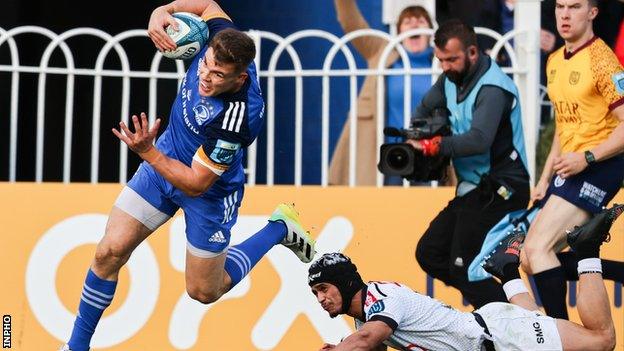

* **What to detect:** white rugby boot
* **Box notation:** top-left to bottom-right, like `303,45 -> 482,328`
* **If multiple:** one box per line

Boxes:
269,203 -> 317,263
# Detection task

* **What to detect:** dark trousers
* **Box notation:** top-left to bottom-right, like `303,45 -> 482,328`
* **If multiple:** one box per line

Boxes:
416,180 -> 529,308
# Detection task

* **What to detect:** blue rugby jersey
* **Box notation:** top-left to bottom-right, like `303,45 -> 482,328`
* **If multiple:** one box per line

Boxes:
154,18 -> 264,198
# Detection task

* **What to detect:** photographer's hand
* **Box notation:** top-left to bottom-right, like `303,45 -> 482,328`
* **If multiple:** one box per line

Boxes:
406,139 -> 423,151
406,136 -> 441,156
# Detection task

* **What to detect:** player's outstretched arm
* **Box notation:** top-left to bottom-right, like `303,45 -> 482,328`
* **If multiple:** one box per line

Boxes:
148,0 -> 229,52
331,321 -> 390,351
113,112 -> 219,196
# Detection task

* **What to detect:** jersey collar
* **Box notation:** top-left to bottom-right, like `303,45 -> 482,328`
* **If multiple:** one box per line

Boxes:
563,36 -> 598,60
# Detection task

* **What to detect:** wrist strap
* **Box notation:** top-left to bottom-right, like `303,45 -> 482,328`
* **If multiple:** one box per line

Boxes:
502,279 -> 529,300
579,270 -> 602,275
577,258 -> 602,275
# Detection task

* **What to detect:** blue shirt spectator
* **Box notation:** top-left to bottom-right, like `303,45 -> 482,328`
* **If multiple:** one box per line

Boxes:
386,46 -> 434,143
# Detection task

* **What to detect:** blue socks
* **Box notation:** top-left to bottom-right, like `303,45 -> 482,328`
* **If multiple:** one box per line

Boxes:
224,221 -> 286,287
67,222 -> 286,349
68,269 -> 117,351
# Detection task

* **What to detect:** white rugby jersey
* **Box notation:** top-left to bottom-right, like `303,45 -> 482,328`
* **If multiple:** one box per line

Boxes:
354,281 -> 487,351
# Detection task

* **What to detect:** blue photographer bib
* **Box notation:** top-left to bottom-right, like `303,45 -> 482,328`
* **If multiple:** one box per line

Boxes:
444,62 -> 528,184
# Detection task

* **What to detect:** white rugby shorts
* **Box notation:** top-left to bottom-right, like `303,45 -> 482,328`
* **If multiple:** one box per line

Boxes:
476,302 -> 563,351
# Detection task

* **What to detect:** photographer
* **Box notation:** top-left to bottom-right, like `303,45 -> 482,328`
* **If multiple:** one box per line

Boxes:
409,20 -> 530,308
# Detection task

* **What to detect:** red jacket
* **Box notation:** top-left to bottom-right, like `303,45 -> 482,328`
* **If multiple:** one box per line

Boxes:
616,21 -> 624,65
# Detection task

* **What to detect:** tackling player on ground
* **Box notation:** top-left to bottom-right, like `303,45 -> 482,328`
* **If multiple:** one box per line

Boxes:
309,203 -> 622,350
61,1 -> 316,350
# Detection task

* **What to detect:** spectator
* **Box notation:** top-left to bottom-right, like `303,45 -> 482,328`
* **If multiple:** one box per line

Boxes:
541,0 -> 564,55
329,0 -> 435,186
488,0 -> 516,66
500,0 -> 515,35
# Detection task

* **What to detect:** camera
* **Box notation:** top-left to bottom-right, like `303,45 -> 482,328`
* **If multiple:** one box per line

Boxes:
378,108 -> 451,181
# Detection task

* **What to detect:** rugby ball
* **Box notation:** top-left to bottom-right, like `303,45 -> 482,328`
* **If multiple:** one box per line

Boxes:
162,12 -> 209,60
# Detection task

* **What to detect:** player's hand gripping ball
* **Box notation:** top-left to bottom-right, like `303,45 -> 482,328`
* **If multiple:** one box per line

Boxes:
162,12 -> 208,60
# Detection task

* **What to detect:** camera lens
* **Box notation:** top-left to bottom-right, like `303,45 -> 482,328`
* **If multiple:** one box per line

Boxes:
388,148 -> 409,169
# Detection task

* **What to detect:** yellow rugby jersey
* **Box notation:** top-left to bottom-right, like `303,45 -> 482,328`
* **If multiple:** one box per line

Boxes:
547,37 -> 624,153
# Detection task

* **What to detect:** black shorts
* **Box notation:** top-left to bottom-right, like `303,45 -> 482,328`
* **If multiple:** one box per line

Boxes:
545,155 -> 624,214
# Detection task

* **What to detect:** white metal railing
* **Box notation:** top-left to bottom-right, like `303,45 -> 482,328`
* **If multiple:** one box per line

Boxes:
0,24 -> 545,186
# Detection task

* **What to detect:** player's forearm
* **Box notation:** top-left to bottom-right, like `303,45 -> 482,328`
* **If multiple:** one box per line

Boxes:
333,338 -> 373,351
589,123 -> 624,162
538,133 -> 560,183
163,0 -> 223,18
140,147 -> 213,196
539,153 -> 556,184
333,331 -> 384,351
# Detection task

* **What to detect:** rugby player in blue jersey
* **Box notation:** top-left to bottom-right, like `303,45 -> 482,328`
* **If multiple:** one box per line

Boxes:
61,1 -> 316,350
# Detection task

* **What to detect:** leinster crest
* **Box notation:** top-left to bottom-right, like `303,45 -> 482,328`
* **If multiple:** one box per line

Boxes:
569,71 -> 580,85
193,103 -> 213,125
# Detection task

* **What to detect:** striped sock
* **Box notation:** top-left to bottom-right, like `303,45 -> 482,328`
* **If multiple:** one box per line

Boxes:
67,269 -> 117,351
224,221 -> 286,287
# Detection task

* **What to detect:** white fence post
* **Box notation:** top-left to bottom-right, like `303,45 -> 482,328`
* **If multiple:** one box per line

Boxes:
514,0 -> 541,183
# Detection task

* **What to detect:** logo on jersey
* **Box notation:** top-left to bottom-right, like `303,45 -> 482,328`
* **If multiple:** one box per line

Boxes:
209,139 -> 241,165
548,69 -> 556,84
554,175 -> 565,187
569,71 -> 580,85
364,291 -> 378,307
366,300 -> 385,318
613,71 -> 624,95
193,103 -> 214,125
